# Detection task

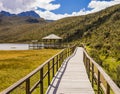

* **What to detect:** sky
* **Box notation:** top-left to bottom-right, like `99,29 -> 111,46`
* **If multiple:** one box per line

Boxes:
0,0 -> 120,20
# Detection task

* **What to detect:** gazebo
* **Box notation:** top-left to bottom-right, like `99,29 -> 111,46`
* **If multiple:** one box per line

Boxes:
42,34 -> 62,48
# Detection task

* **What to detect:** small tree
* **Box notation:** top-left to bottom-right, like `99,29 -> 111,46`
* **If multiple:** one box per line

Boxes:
90,49 -> 103,66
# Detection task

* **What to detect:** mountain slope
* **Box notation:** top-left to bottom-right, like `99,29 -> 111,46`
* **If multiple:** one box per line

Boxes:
18,11 -> 40,18
0,11 -> 40,18
0,15 -> 46,42
0,11 -> 15,16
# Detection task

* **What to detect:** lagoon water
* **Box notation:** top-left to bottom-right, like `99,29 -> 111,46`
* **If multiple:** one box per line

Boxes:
0,43 -> 29,50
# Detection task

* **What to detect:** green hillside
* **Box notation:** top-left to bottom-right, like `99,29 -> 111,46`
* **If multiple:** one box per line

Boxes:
0,16 -> 46,42
0,4 -> 120,86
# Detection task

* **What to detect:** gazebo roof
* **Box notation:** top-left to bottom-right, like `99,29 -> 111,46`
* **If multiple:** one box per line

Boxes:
42,34 -> 62,40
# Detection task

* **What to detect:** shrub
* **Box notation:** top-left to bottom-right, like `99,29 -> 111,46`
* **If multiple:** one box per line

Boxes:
93,42 -> 103,50
116,65 -> 120,87
90,49 -> 103,66
104,63 -> 110,71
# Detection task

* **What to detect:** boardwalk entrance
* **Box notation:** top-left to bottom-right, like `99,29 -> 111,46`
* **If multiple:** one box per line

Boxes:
46,47 -> 94,94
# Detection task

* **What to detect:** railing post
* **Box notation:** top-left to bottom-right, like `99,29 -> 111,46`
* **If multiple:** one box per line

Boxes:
52,58 -> 55,77
40,68 -> 43,94
60,52 -> 63,66
85,57 -> 87,69
68,48 -> 69,56
70,48 -> 71,55
56,55 -> 59,71
66,49 -> 68,57
106,83 -> 110,94
48,62 -> 50,86
64,50 -> 66,59
83,52 -> 85,63
67,48 -> 68,57
59,54 -> 61,67
98,70 -> 100,94
88,59 -> 90,79
69,48 -> 71,55
26,78 -> 30,94
63,50 -> 65,61
65,49 -> 67,59
62,52 -> 64,63
72,46 -> 74,53
73,46 -> 74,53
92,63 -> 94,88
69,48 -> 70,55
83,52 -> 87,67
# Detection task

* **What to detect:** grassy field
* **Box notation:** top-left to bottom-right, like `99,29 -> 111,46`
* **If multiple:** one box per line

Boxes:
0,49 -> 60,92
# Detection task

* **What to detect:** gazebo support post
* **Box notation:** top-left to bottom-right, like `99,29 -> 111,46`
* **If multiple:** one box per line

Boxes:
54,40 -> 55,48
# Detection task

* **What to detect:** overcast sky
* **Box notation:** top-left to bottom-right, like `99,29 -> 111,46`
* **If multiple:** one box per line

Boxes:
0,0 -> 120,20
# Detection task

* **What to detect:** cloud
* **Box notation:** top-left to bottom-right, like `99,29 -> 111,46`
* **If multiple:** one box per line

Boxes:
0,0 -> 36,14
0,0 -> 120,20
36,0 -> 120,20
35,9 -> 87,20
35,10 -> 70,20
0,0 -> 60,14
88,0 -> 120,13
37,0 -> 60,11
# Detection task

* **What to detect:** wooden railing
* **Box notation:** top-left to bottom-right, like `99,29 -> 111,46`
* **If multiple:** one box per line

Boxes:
0,46 -> 76,94
29,42 -> 74,49
83,48 -> 120,94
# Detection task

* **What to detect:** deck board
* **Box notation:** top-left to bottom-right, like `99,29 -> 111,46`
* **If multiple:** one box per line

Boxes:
46,47 -> 94,94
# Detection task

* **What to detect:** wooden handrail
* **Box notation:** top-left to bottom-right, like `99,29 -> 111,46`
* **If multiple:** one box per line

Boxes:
0,45 -> 76,94
83,48 -> 120,94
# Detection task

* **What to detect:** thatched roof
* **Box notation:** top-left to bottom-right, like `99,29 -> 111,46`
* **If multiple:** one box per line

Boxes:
42,34 -> 62,40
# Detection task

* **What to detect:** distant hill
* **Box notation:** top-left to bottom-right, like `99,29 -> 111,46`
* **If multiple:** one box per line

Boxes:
0,11 -> 40,18
0,16 -> 46,25
0,11 -> 47,42
18,11 -> 40,18
0,11 -> 15,16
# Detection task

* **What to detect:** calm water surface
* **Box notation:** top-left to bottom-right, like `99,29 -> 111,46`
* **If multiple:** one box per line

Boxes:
0,43 -> 29,50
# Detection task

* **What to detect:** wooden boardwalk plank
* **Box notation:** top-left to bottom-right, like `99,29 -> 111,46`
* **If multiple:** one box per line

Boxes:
46,47 -> 94,94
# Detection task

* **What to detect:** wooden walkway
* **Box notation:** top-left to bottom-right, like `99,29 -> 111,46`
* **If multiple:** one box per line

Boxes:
46,47 -> 94,94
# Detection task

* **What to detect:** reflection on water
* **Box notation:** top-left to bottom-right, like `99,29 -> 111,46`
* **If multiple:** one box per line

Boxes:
0,43 -> 29,50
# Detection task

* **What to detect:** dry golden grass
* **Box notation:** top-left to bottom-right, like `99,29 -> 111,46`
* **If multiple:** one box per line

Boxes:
0,49 -> 60,92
